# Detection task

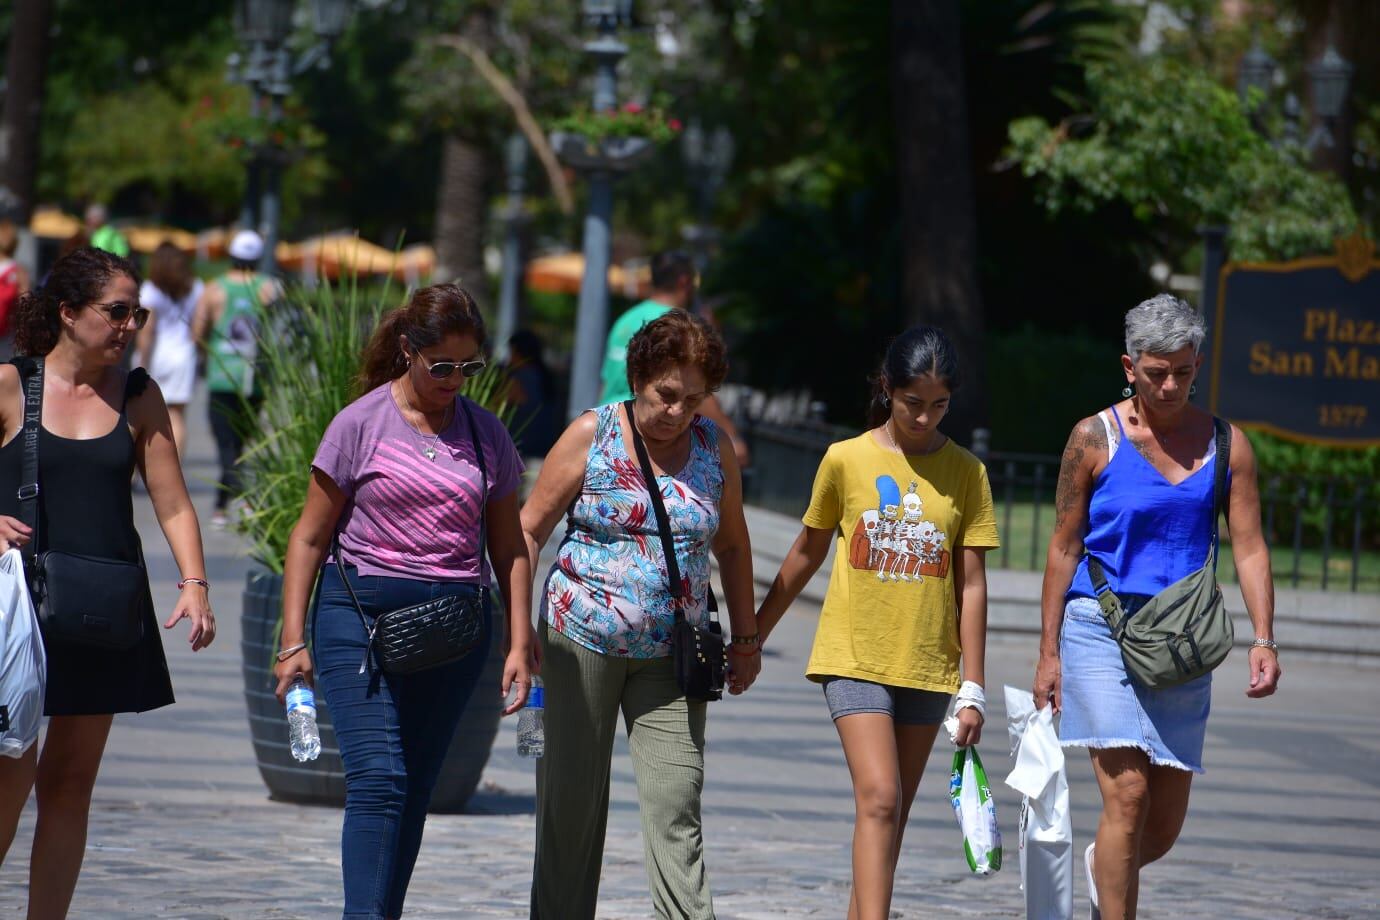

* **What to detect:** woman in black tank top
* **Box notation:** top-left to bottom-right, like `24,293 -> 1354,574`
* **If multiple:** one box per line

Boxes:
0,248 -> 216,918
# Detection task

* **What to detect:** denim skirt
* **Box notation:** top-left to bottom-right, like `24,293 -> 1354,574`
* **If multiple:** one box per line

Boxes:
1058,596 -> 1211,773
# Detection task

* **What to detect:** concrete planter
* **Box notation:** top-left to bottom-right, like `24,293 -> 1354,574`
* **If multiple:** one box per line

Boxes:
241,566 -> 504,812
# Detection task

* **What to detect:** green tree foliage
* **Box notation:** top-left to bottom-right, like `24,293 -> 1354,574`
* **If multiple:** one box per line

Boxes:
59,73 -> 328,220
1007,58 -> 1359,261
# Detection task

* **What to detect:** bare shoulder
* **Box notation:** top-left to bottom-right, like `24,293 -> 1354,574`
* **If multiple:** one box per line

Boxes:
125,371 -> 168,429
1063,413 -> 1108,464
1225,421 -> 1256,469
556,410 -> 599,454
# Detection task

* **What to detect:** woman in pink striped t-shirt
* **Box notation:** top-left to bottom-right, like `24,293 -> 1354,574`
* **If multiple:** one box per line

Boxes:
273,283 -> 537,919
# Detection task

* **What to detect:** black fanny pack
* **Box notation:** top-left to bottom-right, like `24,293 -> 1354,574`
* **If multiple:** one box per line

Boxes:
624,401 -> 726,702
14,357 -> 146,650
332,397 -> 490,676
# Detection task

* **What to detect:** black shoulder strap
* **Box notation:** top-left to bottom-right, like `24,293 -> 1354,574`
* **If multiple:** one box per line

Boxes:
457,396 -> 489,586
13,356 -> 42,574
1209,417 -> 1231,570
623,400 -> 686,619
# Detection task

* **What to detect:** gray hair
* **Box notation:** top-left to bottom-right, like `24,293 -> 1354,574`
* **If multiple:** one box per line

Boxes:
1124,293 -> 1206,360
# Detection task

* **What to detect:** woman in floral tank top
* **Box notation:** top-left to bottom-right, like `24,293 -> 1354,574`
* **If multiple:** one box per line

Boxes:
521,311 -> 757,920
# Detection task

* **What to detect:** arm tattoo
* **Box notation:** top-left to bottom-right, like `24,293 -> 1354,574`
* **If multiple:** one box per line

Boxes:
1053,417 -> 1105,530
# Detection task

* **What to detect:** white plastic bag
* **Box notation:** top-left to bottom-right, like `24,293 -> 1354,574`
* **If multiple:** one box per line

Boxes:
1004,685 -> 1073,920
948,746 -> 1002,876
0,547 -> 45,758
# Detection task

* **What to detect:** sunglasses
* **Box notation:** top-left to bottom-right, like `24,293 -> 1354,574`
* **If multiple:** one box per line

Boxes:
411,348 -> 486,380
91,301 -> 151,330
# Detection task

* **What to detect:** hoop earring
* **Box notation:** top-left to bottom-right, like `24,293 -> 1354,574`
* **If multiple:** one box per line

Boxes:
1121,385 -> 1134,399
1189,383 -> 1197,397
881,393 -> 891,407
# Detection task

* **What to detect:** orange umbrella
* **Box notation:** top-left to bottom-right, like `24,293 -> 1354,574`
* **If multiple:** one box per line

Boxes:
526,252 -> 650,299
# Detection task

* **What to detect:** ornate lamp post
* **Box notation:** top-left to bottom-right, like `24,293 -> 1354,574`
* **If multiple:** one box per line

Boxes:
1235,32 -> 1353,156
557,0 -> 653,419
680,119 -> 734,310
227,0 -> 352,273
1306,42 -> 1354,151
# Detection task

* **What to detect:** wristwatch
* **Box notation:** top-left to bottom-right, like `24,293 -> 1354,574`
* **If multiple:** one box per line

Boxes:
1250,638 -> 1278,650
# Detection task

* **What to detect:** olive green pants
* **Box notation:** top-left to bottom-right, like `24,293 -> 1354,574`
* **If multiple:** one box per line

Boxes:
530,622 -> 713,920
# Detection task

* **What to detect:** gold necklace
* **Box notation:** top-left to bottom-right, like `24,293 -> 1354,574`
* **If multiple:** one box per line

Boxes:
883,420 -> 942,456
398,382 -> 452,461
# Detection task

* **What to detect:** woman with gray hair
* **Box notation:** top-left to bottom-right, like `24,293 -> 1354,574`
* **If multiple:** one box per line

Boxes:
1032,294 -> 1281,919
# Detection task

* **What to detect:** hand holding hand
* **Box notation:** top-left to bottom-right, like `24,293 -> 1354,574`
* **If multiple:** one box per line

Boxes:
164,583 -> 216,650
727,644 -> 761,695
1246,645 -> 1281,699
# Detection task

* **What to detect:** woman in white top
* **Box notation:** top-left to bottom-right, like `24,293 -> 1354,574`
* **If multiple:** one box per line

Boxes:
136,242 -> 203,455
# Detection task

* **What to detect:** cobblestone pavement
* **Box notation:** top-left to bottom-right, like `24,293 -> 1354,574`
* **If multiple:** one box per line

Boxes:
4,397 -> 1378,918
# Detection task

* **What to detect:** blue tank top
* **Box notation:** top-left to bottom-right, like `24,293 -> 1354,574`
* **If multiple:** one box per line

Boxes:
1067,408 -> 1224,602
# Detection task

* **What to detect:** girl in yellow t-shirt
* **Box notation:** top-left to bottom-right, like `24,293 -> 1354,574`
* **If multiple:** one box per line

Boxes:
754,325 -> 999,920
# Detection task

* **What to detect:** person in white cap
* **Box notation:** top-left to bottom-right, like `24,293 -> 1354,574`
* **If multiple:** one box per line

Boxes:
192,230 -> 281,528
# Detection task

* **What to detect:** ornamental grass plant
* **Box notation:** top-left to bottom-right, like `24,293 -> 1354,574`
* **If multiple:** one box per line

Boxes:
235,276 -> 513,575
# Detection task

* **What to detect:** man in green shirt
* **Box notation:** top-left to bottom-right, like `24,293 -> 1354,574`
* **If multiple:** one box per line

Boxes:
598,250 -> 751,465
85,203 -> 130,258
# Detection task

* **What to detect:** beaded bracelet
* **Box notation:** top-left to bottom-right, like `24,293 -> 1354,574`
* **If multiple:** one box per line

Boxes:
178,577 -> 211,591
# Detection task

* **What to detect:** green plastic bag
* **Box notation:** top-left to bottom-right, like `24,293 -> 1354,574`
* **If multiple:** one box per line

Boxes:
948,746 -> 1002,876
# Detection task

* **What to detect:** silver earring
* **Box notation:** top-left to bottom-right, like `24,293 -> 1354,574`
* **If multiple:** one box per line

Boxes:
1189,383 -> 1197,397
881,393 -> 891,407
1121,385 -> 1133,398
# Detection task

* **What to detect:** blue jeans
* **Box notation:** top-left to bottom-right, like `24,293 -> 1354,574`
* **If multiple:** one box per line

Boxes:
313,564 -> 492,919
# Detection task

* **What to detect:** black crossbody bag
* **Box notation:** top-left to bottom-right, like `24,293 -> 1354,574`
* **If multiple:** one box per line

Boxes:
624,401 -> 726,702
333,397 -> 489,676
14,357 -> 148,650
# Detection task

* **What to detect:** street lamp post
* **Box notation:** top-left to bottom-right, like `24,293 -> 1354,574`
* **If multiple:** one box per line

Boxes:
680,119 -> 734,311
1236,33 -> 1353,157
227,0 -> 351,274
495,132 -> 529,362
562,1 -> 639,419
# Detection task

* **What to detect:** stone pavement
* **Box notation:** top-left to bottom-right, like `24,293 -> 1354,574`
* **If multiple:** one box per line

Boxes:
4,393 -> 1379,918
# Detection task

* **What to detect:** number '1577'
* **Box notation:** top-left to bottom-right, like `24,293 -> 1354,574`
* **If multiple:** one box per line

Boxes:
1318,405 -> 1369,427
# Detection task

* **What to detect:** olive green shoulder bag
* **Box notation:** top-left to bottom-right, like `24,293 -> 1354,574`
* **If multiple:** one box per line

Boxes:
1087,418 -> 1235,690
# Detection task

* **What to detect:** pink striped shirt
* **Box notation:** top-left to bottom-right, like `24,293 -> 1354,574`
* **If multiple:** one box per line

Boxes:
312,384 -> 522,581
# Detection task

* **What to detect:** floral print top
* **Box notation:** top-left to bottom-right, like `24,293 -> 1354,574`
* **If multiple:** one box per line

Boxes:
542,403 -> 723,658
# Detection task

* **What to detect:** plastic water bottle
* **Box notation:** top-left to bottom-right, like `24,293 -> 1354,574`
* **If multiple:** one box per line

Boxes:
516,677 -> 545,758
286,676 -> 321,762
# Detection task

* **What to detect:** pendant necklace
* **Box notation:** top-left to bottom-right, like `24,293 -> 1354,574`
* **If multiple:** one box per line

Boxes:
884,420 -> 942,456
399,383 -> 451,461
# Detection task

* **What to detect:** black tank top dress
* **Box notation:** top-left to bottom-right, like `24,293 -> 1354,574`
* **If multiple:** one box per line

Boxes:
0,368 -> 174,715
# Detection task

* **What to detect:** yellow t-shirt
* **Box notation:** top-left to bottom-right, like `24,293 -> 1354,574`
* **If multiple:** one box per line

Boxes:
802,432 -> 1000,693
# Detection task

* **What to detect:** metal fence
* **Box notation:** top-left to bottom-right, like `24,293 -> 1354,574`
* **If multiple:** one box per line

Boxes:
743,424 -> 1378,593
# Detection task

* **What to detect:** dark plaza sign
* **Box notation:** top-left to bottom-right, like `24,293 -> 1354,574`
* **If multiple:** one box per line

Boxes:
1209,234 -> 1380,447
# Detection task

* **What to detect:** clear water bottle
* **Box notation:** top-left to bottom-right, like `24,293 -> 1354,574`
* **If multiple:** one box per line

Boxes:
286,676 -> 321,762
516,676 -> 545,758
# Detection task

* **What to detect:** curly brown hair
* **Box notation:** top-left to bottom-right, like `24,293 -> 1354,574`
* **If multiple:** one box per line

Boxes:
357,283 -> 486,394
13,246 -> 141,356
625,310 -> 728,394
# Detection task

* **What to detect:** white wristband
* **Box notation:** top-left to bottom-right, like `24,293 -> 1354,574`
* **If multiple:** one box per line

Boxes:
953,680 -> 986,720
